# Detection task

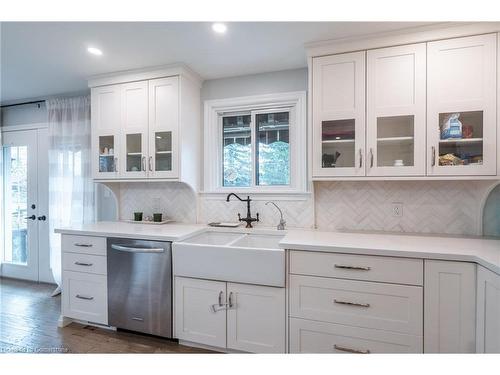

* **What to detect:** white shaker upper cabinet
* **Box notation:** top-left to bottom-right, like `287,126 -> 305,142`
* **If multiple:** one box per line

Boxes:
427,33 -> 497,176
148,77 -> 179,179
366,43 -> 426,176
312,51 -> 366,178
120,81 -> 149,178
91,84 -> 121,179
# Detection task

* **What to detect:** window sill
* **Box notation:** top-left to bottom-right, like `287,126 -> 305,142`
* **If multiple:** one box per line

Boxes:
199,190 -> 312,201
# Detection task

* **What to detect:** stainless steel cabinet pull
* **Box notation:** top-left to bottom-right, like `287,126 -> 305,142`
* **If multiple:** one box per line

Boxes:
218,291 -> 223,307
228,292 -> 234,308
74,261 -> 93,266
76,294 -> 94,301
334,264 -> 371,271
148,156 -> 153,171
431,146 -> 436,167
142,156 -> 146,171
114,157 -> 118,172
334,299 -> 370,308
74,243 -> 93,247
358,148 -> 362,168
211,291 -> 227,312
369,148 -> 374,168
132,317 -> 144,322
111,244 -> 164,253
334,344 -> 370,354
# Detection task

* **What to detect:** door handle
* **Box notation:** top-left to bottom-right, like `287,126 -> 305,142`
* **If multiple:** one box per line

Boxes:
110,244 -> 164,253
142,156 -> 146,171
431,146 -> 436,167
24,215 -> 36,220
74,261 -> 93,267
334,264 -> 371,271
37,215 -> 46,221
334,299 -> 371,308
369,148 -> 374,168
148,156 -> 153,171
211,291 -> 228,312
75,294 -> 94,301
358,148 -> 362,168
334,344 -> 370,354
228,292 -> 234,308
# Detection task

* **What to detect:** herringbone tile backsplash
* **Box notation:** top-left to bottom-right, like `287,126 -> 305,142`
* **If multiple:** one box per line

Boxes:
119,181 -> 197,223
116,180 -> 497,235
315,180 -> 497,236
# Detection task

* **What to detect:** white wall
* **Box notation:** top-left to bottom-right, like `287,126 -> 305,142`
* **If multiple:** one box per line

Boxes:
201,68 -> 307,100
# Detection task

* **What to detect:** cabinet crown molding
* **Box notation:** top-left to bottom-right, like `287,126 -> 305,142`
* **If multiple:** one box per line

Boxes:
306,22 -> 500,57
87,63 -> 203,88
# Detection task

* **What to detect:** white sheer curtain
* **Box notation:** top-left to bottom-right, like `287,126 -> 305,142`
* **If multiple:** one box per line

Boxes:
47,96 -> 94,293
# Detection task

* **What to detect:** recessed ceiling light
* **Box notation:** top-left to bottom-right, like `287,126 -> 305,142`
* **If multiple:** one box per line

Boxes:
87,47 -> 103,56
212,23 -> 227,34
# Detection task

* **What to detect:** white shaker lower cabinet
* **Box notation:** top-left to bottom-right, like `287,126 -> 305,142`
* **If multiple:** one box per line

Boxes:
290,318 -> 423,354
174,277 -> 227,348
476,265 -> 500,353
62,271 -> 108,325
288,251 -> 423,353
424,260 -> 476,353
61,234 -> 108,325
227,282 -> 286,353
174,277 -> 286,353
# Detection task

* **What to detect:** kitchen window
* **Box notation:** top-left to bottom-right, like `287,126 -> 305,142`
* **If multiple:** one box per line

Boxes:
204,92 -> 307,196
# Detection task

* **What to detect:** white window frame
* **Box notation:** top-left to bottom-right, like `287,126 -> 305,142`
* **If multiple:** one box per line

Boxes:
203,91 -> 308,198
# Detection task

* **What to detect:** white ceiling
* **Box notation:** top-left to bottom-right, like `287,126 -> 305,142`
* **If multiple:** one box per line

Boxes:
1,22 -> 436,103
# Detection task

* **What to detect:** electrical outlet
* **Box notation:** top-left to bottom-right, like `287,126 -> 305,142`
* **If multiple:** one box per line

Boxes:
392,202 -> 403,217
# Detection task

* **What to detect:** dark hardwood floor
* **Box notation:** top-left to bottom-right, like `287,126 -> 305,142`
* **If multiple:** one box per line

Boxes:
0,277 -> 214,353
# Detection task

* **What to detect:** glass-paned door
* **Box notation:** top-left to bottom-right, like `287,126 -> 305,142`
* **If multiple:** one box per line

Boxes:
1,130 -> 39,280
321,119 -> 356,169
437,111 -> 483,167
98,134 -> 117,173
122,132 -> 147,178
149,130 -> 176,178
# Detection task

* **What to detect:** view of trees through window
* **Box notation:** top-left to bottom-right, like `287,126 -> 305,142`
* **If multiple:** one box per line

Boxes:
223,111 -> 290,187
2,145 -> 28,264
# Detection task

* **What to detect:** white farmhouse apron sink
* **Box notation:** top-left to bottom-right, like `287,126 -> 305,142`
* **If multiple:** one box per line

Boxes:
172,231 -> 285,287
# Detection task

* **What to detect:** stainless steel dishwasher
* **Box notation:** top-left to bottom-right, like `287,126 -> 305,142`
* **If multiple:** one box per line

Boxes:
107,237 -> 172,338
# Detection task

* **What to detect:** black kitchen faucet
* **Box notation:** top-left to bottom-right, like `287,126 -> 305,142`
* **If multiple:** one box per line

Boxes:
226,193 -> 259,228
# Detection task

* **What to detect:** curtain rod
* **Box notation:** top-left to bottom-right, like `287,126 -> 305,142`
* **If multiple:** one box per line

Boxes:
0,100 -> 45,109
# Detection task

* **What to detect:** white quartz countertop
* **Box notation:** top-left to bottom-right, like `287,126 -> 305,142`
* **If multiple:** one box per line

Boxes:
55,221 -> 206,242
55,221 -> 500,275
280,230 -> 500,275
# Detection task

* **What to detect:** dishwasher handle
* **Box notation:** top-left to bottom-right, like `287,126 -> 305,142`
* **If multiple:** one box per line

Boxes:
110,244 -> 165,253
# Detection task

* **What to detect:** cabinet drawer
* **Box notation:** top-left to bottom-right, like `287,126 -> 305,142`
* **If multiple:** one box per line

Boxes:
290,275 -> 423,335
62,234 -> 106,256
62,271 -> 107,325
290,251 -> 423,285
63,252 -> 107,275
290,318 -> 423,353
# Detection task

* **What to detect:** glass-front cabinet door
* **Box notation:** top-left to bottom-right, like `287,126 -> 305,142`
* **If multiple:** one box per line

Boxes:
152,131 -> 173,175
427,34 -> 497,176
97,134 -> 118,174
91,84 -> 121,178
312,51 -> 366,177
120,81 -> 148,178
148,76 -> 179,178
366,43 -> 426,176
